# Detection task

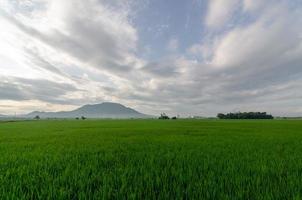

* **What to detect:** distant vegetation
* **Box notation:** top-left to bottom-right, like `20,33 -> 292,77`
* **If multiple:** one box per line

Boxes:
158,113 -> 179,120
76,116 -> 87,120
217,112 -> 274,119
158,113 -> 170,119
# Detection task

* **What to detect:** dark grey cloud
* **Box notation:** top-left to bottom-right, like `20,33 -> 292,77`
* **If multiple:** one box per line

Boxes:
142,61 -> 180,77
0,82 -> 27,101
0,77 -> 78,104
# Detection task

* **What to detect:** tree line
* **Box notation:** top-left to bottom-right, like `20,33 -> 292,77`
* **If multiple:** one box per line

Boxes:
159,113 -> 177,120
217,112 -> 273,119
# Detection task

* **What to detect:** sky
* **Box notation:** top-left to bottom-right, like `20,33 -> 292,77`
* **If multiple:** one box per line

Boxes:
0,0 -> 302,117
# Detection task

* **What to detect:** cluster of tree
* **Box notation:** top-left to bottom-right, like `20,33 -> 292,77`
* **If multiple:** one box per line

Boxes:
159,113 -> 169,119
158,113 -> 178,120
217,112 -> 274,119
76,116 -> 87,120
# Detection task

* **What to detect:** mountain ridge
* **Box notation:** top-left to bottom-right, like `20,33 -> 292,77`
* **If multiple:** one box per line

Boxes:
19,102 -> 152,119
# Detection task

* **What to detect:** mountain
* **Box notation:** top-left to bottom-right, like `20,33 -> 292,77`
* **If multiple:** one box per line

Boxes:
22,102 -> 152,119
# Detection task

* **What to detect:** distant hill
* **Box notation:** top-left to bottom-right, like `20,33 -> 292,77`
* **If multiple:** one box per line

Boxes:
22,102 -> 152,119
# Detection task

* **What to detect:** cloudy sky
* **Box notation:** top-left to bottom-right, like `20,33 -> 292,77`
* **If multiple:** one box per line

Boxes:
0,0 -> 302,117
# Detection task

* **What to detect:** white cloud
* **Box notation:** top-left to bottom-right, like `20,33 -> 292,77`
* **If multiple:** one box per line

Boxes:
1,0 -> 141,73
243,0 -> 267,12
211,2 -> 302,69
167,38 -> 179,52
187,44 -> 203,56
205,0 -> 241,28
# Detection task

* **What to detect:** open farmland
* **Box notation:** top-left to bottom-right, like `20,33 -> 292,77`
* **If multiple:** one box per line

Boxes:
1,119 -> 302,199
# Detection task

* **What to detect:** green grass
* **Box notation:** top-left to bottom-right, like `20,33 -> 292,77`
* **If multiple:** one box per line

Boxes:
1,119 -> 302,199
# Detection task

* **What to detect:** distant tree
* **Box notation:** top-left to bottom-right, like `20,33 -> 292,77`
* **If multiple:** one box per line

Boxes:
171,116 -> 177,120
81,116 -> 86,120
159,113 -> 170,120
34,115 -> 40,120
75,117 -> 79,120
217,113 -> 226,119
217,112 -> 273,119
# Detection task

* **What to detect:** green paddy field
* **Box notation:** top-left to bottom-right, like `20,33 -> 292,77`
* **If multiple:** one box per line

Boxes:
1,119 -> 302,199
